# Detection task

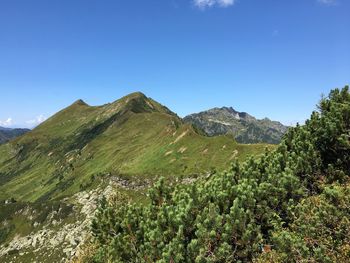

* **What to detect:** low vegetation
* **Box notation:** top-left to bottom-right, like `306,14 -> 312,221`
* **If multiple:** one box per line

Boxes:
88,87 -> 350,262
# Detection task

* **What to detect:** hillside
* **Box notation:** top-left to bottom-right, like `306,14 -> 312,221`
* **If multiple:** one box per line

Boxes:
85,86 -> 350,263
184,107 -> 288,144
0,127 -> 30,144
0,92 -> 270,203
0,92 -> 273,262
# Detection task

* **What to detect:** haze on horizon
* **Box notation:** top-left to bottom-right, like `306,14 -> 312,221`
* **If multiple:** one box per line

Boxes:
0,0 -> 349,128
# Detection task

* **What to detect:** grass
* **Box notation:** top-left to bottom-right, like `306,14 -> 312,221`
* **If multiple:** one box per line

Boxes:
0,92 -> 274,202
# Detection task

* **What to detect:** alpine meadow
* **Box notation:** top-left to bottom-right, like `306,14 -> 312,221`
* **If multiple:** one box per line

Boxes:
0,1 -> 349,263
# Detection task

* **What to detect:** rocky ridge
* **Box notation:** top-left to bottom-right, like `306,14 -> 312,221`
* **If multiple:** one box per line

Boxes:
184,107 -> 288,144
0,173 -> 210,263
0,182 -> 117,263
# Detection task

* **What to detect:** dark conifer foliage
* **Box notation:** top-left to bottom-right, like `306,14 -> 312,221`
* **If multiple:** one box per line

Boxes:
90,86 -> 350,262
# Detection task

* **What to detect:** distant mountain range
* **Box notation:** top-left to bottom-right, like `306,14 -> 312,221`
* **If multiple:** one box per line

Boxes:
184,107 -> 289,144
0,127 -> 30,144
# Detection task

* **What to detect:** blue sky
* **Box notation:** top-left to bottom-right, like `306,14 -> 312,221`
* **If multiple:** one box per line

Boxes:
0,0 -> 349,128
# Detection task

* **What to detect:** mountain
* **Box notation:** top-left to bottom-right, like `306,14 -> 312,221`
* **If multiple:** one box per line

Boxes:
85,86 -> 350,263
184,106 -> 289,144
0,92 -> 273,262
0,127 -> 30,144
0,92 -> 271,203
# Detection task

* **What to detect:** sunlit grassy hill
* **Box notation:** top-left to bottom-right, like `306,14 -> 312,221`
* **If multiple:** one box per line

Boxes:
0,92 -> 271,202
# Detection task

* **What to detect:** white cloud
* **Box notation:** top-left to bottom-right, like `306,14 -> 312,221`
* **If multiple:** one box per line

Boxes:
26,115 -> 46,126
194,0 -> 336,9
218,0 -> 235,7
287,120 -> 306,127
0,118 -> 13,127
193,0 -> 235,9
194,0 -> 215,8
317,0 -> 337,5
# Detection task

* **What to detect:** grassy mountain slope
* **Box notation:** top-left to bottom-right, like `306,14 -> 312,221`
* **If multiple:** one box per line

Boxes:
0,92 -> 271,202
184,106 -> 288,144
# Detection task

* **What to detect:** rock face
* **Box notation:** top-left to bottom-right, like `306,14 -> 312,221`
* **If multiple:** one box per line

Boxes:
0,127 -> 30,144
0,183 -> 117,263
184,107 -> 289,144
0,174 -> 207,263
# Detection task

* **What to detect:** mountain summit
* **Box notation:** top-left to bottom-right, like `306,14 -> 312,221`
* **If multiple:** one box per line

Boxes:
184,107 -> 288,144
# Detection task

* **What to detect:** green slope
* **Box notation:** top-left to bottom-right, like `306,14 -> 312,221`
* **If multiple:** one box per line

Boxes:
0,92 -> 272,202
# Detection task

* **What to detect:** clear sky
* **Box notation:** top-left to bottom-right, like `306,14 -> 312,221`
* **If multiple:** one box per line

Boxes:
0,0 -> 349,128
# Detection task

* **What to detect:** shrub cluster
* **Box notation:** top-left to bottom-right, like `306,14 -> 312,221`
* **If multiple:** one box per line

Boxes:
90,87 -> 349,262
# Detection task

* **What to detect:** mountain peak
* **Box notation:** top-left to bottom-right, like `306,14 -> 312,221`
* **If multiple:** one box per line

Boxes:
220,106 -> 238,114
123,91 -> 147,100
184,107 -> 288,144
113,92 -> 149,106
130,91 -> 146,97
72,99 -> 88,106
101,91 -> 176,117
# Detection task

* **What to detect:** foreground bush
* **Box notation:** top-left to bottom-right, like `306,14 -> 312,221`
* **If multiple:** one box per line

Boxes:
90,86 -> 349,262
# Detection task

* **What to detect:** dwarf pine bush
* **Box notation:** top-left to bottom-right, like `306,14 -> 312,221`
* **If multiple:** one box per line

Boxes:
90,87 -> 350,263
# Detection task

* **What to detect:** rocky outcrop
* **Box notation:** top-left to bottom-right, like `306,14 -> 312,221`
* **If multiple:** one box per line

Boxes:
0,184 -> 116,263
184,107 -> 288,144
